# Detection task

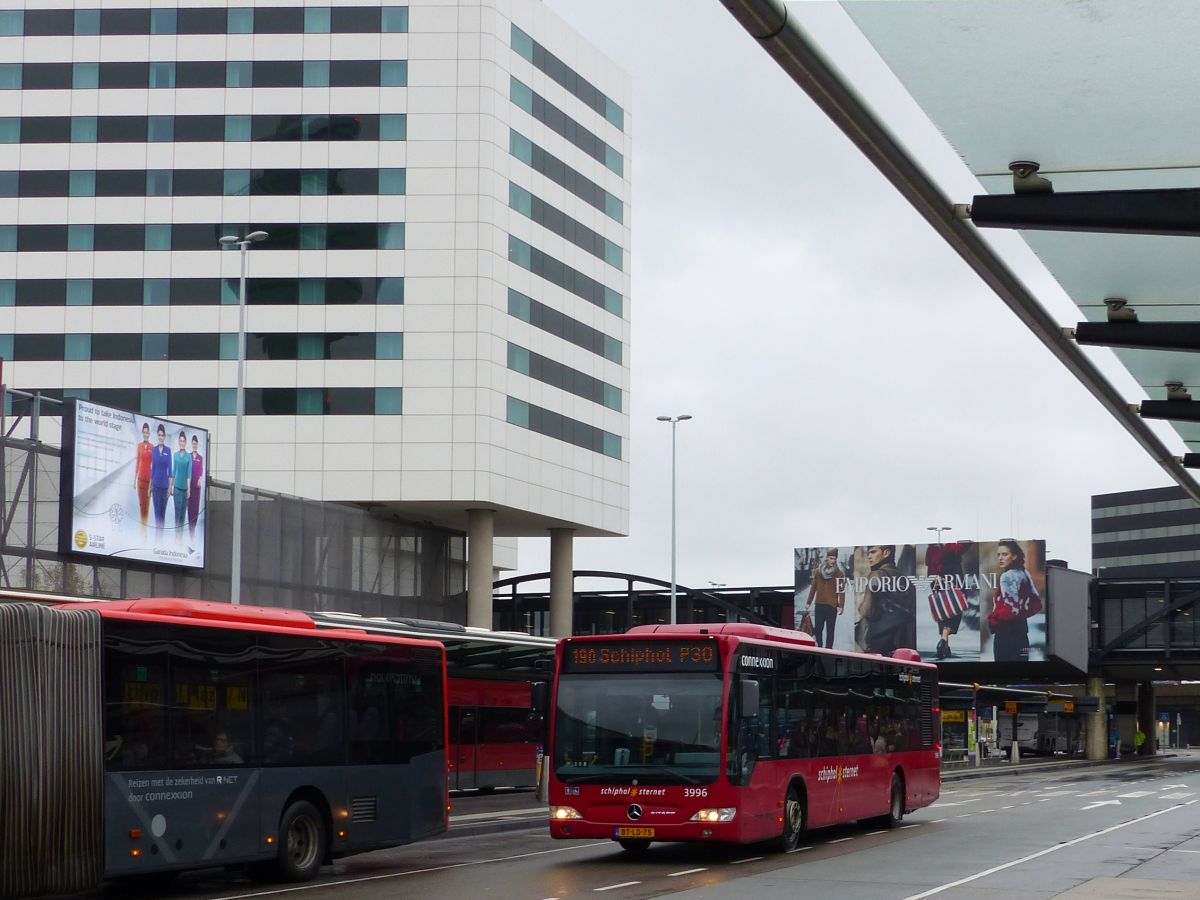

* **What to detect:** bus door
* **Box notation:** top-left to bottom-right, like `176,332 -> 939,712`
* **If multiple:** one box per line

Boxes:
452,707 -> 479,790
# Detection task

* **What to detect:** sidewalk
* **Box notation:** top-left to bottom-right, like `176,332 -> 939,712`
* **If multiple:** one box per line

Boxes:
941,752 -> 1179,782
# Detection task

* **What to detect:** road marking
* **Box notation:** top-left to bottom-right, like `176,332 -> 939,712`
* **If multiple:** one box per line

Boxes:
449,808 -> 545,823
1081,800 -> 1122,811
930,819 -> 947,824
1160,792 -> 1195,800
1077,790 -> 1114,797
1039,798 -> 1052,802
900,803 -> 1188,900
1163,784 -> 1189,789
668,868 -> 707,877
731,856 -> 764,864
1168,849 -> 1200,854
979,810 -> 995,814
828,837 -> 853,844
1001,806 -> 1014,810
1118,791 -> 1154,798
595,882 -> 641,892
930,799 -> 980,808
1036,791 -> 1076,798
865,830 -> 888,836
901,824 -> 920,830
787,846 -> 813,854
206,840 -> 612,900
955,814 -> 971,818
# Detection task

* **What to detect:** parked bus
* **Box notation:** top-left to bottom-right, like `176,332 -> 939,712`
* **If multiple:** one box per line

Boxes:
310,612 -> 554,791
547,623 -> 940,852
0,598 -> 447,898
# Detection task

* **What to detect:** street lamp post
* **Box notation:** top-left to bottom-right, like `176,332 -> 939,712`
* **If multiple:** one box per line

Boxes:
927,525 -> 952,544
656,414 -> 692,624
218,230 -> 268,605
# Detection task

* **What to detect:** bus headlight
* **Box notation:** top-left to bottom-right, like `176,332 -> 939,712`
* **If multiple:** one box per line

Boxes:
689,808 -> 736,823
551,806 -> 583,821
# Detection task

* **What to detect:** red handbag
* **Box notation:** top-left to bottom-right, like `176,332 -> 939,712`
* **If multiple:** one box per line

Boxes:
928,587 -> 969,622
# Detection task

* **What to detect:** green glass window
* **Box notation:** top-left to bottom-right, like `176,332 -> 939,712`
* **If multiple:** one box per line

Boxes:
508,236 -> 531,268
71,117 -> 98,143
304,7 -> 331,33
73,63 -> 99,89
506,396 -> 530,428
603,335 -> 622,364
507,289 -> 531,322
227,8 -> 254,33
299,280 -> 324,305
509,182 -> 532,216
604,288 -> 622,316
377,278 -> 404,304
510,77 -> 534,114
297,388 -> 323,415
381,60 -> 408,87
0,226 -> 15,252
0,281 -> 15,306
0,10 -> 22,36
0,65 -> 21,90
378,223 -> 405,250
382,7 -> 408,33
0,335 -> 12,358
221,279 -> 239,305
376,333 -> 404,360
300,170 -> 327,195
140,388 -> 167,416
219,333 -> 239,360
507,343 -> 530,375
143,280 -> 170,306
224,170 -> 250,196
300,224 -> 326,250
605,98 -> 624,131
602,432 -> 622,460
603,384 -> 622,412
144,225 -> 171,251
0,172 -> 13,197
146,170 -> 172,197
226,61 -> 252,88
379,169 -> 406,195
69,170 -> 96,197
148,116 -> 174,142
298,334 -> 325,360
380,114 -> 407,141
74,9 -> 100,35
605,193 -> 623,224
510,130 -> 533,166
67,225 -> 93,252
0,119 -> 18,143
218,388 -> 237,416
304,61 -> 329,88
66,280 -> 92,306
149,62 -> 175,88
604,240 -> 623,271
150,9 -> 176,34
225,115 -> 251,142
142,333 -> 168,361
375,387 -> 403,415
65,334 -> 90,361
63,388 -> 90,401
605,146 -> 623,178
511,25 -> 534,61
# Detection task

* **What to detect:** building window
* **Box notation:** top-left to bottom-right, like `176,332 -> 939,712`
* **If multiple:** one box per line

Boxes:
150,9 -> 176,34
382,7 -> 409,33
225,116 -> 251,142
380,114 -> 407,141
67,225 -> 93,252
378,223 -> 405,250
378,277 -> 405,305
64,334 -> 90,361
0,10 -> 21,36
0,119 -> 17,143
379,169 -> 406,195
149,62 -> 175,89
142,334 -> 168,362
224,170 -> 251,196
304,7 -> 331,33
0,65 -> 21,90
506,396 -> 530,429
304,61 -> 330,88
227,8 -> 254,34
226,61 -> 253,88
141,389 -> 167,416
146,170 -> 172,197
73,62 -> 99,89
144,225 -> 171,252
381,60 -> 408,87
71,117 -> 97,143
376,333 -> 404,360
148,116 -> 174,142
375,388 -> 403,415
66,281 -> 92,306
74,9 -> 100,35
507,343 -> 531,375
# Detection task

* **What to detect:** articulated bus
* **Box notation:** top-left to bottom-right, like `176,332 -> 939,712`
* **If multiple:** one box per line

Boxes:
0,598 -> 447,898
547,623 -> 940,852
309,612 -> 555,791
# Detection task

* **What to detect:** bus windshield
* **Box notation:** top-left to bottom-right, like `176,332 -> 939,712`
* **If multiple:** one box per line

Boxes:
553,673 -> 724,785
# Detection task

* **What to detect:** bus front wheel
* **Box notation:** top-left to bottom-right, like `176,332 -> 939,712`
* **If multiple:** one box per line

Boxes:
273,800 -> 327,882
879,774 -> 904,829
775,785 -> 805,851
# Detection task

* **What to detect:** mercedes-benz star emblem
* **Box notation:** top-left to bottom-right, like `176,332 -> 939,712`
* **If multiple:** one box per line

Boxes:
627,804 -> 643,821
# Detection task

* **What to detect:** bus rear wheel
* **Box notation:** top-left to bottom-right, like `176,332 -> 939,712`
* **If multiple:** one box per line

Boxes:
775,785 -> 805,851
617,839 -> 651,855
271,800 -> 327,882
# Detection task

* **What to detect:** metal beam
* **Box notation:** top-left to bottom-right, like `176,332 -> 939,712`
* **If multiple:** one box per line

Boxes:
1139,400 -> 1200,424
972,188 -> 1200,237
717,0 -> 1200,503
1075,321 -> 1200,353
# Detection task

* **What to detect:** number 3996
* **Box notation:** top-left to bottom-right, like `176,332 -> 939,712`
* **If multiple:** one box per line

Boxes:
684,787 -> 708,798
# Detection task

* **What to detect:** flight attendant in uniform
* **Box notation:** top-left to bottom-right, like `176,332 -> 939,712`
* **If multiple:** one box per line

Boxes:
187,434 -> 204,538
134,422 -> 153,534
149,424 -> 172,535
171,430 -> 192,539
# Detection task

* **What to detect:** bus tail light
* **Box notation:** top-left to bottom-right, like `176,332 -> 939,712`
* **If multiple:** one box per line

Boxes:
550,806 -> 583,821
128,829 -> 142,839
689,808 -> 736,823
129,849 -> 142,858
265,836 -> 275,845
337,829 -> 347,839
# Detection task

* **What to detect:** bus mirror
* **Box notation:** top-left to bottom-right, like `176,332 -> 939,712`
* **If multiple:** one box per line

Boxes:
531,681 -> 550,717
740,680 -> 759,716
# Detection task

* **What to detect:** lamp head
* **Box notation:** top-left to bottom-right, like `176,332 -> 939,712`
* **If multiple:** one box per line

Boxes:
656,415 -> 671,422
219,235 -> 239,246
246,230 -> 269,242
677,414 -> 693,421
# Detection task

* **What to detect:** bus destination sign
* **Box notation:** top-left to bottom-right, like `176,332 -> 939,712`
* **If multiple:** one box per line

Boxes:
563,640 -> 719,673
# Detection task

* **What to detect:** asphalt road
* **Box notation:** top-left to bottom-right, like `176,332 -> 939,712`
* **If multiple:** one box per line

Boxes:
104,753 -> 1200,900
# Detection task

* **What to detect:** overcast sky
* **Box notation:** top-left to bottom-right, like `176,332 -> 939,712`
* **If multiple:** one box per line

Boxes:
516,0 -> 1179,589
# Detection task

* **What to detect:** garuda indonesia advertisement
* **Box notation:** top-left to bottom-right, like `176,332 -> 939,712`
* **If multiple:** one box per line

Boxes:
793,540 -> 1047,663
60,399 -> 209,569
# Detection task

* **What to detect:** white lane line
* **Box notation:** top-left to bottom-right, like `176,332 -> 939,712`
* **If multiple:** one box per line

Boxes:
207,840 -> 611,900
1001,806 -> 1014,810
1168,849 -> 1200,854
930,819 -> 947,824
901,824 -> 920,830
1039,798 -> 1052,802
955,814 -> 972,818
979,810 -> 995,814
865,830 -> 888,836
595,882 -> 641,892
731,857 -> 764,865
787,846 -> 813,854
1119,791 -> 1154,799
449,808 -> 545,823
667,868 -> 707,877
1077,790 -> 1115,797
828,837 -> 853,844
1160,792 -> 1195,800
900,803 -> 1188,900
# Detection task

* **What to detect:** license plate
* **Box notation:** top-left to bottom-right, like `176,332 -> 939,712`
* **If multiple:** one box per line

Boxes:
615,827 -> 655,838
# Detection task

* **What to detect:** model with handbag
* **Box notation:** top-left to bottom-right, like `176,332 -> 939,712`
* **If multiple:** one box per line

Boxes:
987,540 -> 1043,662
926,541 -> 970,659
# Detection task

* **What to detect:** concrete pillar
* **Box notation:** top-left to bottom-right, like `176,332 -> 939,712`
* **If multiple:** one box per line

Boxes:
1138,680 -> 1157,755
549,528 -> 575,638
466,509 -> 494,629
1086,676 -> 1107,761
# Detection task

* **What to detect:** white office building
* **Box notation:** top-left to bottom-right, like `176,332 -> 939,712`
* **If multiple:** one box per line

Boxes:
0,1 -> 631,628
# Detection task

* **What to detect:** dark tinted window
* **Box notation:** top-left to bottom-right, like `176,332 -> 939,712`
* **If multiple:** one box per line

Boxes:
18,225 -> 67,252
16,280 -> 65,307
327,333 -> 374,360
21,117 -> 70,143
91,332 -> 141,360
95,170 -> 145,197
176,8 -> 225,34
254,7 -> 304,33
98,62 -> 148,89
249,387 -> 296,415
14,333 -> 65,360
171,224 -> 219,251
328,223 -> 377,250
23,64 -> 73,90
253,61 -> 303,88
329,60 -> 379,87
167,626 -> 257,769
23,10 -> 73,35
329,168 -> 378,195
248,333 -> 296,361
331,7 -> 381,32
174,116 -> 224,142
249,279 -> 298,306
313,113 -> 376,141
347,642 -> 445,765
259,635 -> 345,766
103,621 -> 170,772
92,280 -> 142,306
101,9 -> 149,34
326,277 -> 372,305
97,116 -> 147,143
326,388 -> 374,414
173,170 -> 224,196
91,388 -> 140,409
168,388 -> 219,416
176,61 -> 226,89
249,169 -> 301,196
171,279 -> 221,306
168,333 -> 220,359
252,115 -> 303,142
19,170 -> 69,197
94,225 -> 144,252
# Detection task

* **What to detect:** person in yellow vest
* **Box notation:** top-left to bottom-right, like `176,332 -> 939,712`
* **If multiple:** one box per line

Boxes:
1134,727 -> 1147,756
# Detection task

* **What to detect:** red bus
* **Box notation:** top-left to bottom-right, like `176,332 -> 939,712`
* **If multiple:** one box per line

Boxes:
0,598 -> 447,896
547,623 -> 940,852
310,612 -> 555,791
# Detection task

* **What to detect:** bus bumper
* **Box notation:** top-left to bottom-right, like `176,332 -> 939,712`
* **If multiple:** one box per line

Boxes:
550,819 -> 740,842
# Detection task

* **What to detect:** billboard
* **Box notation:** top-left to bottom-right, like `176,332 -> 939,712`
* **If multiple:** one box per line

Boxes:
794,540 -> 1047,663
60,399 -> 209,569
